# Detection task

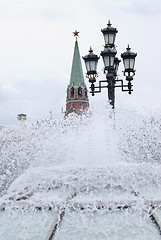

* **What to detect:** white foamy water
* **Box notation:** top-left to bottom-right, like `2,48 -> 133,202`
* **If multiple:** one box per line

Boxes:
0,104 -> 161,239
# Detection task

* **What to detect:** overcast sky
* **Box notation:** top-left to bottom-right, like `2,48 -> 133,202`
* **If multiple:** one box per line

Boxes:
0,0 -> 161,124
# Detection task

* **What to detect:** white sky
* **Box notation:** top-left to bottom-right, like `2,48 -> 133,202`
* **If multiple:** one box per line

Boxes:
0,0 -> 161,124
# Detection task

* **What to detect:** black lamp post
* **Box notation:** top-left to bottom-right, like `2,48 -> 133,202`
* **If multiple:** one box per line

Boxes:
83,21 -> 137,108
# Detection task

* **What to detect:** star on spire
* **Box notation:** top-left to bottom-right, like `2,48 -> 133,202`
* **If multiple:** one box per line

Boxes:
73,30 -> 79,41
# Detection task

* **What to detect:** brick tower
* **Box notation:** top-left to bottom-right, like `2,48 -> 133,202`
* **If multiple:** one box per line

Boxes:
66,31 -> 89,115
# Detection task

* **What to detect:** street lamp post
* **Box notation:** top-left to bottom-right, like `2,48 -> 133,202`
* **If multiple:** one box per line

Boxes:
83,21 -> 137,109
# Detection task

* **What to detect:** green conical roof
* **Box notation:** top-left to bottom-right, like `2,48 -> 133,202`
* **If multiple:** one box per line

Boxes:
68,40 -> 86,88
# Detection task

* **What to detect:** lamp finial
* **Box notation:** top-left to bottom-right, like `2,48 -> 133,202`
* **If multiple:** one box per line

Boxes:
127,44 -> 131,51
89,46 -> 93,54
107,20 -> 112,27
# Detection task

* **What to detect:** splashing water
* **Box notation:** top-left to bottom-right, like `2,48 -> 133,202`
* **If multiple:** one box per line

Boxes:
0,104 -> 161,239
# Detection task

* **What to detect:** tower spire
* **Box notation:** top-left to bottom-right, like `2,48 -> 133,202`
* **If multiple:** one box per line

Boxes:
65,31 -> 89,115
69,31 -> 85,87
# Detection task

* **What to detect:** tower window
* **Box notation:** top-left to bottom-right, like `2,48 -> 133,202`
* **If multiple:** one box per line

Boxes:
85,89 -> 87,98
71,87 -> 74,97
78,87 -> 82,96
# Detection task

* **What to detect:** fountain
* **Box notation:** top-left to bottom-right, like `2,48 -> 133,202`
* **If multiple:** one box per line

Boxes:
0,104 -> 161,239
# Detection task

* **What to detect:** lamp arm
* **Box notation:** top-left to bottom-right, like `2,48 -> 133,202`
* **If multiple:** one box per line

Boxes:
115,79 -> 133,94
90,79 -> 133,95
90,80 -> 108,95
